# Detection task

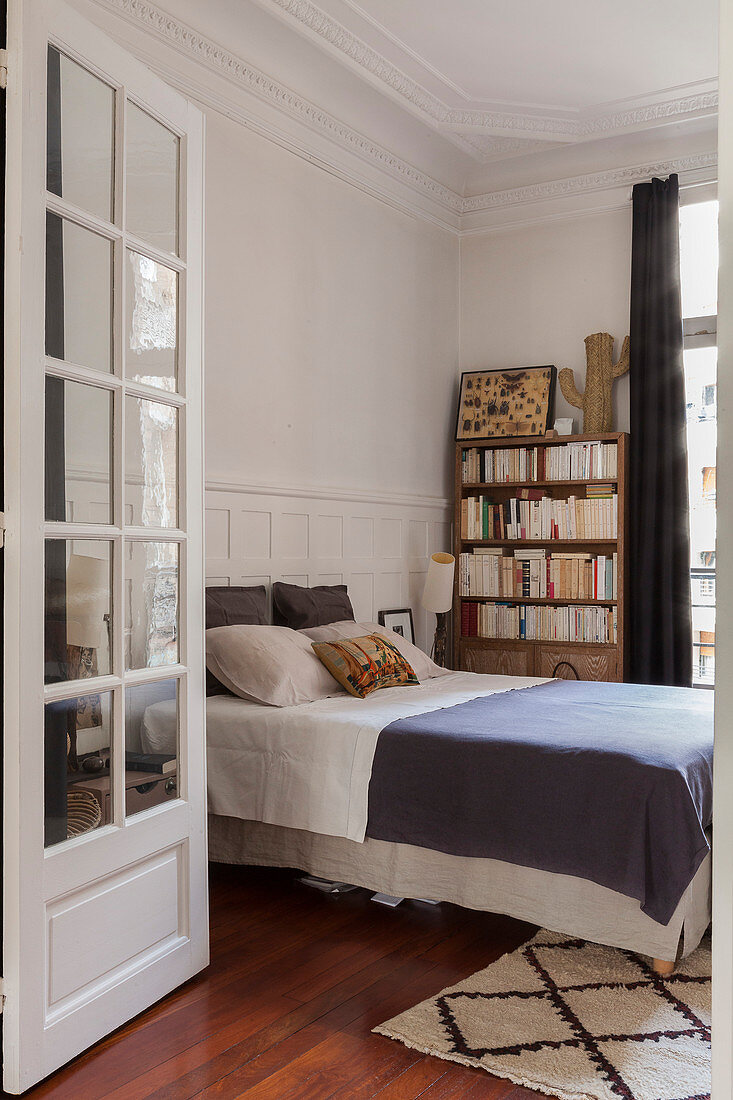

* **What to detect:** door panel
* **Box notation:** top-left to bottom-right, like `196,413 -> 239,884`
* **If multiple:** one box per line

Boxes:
4,0 -> 207,1090
460,640 -> 534,677
536,645 -> 619,682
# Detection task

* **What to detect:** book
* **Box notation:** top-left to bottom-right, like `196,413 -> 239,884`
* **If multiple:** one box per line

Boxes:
125,752 -> 176,776
462,602 -> 615,643
458,550 -> 617,601
461,442 -> 618,485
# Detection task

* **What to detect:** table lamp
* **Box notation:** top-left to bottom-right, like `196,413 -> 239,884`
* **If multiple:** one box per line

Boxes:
422,552 -> 455,667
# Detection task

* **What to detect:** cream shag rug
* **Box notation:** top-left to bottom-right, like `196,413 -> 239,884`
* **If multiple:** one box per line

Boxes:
374,930 -> 710,1100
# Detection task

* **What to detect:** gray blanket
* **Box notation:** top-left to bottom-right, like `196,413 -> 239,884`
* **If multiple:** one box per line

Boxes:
366,679 -> 713,925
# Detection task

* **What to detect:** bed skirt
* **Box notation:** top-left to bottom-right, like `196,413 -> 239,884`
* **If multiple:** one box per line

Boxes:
208,814 -> 710,961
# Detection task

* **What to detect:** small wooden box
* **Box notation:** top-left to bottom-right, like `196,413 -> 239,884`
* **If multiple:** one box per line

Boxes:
70,768 -> 178,823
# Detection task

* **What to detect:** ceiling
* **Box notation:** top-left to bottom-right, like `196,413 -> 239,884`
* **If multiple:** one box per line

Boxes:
247,0 -> 719,182
85,0 -> 719,217
310,0 -> 717,111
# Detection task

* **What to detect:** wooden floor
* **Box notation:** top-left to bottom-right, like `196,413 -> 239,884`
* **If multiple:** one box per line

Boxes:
16,864 -> 546,1099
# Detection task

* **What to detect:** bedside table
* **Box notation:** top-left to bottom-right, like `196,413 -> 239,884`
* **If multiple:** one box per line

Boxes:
69,767 -> 178,823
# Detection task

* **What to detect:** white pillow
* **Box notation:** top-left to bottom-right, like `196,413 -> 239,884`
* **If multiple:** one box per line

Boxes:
300,620 -> 451,680
206,625 -> 345,707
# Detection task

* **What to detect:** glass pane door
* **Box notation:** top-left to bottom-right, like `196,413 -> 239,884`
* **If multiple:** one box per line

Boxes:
3,2 -> 206,1089
43,53 -> 188,845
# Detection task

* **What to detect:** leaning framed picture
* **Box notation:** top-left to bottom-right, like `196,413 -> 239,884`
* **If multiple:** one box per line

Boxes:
378,608 -> 415,644
455,366 -> 556,440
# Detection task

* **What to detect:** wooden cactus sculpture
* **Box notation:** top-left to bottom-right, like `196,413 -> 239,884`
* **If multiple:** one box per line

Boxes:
558,332 -> 630,434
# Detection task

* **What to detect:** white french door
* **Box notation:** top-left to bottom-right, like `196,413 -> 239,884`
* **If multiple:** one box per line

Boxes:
3,0 -> 207,1091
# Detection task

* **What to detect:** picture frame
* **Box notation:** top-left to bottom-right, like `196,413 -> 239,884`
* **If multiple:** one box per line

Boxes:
455,366 -> 557,441
378,608 -> 415,645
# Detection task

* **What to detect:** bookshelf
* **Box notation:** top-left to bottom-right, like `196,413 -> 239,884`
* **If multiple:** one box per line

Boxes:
453,432 -> 628,682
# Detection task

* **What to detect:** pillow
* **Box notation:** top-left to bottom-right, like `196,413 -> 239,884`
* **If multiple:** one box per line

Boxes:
272,581 -> 354,630
205,585 -> 268,629
206,625 -> 343,707
302,620 -> 450,681
311,633 -> 419,699
205,586 -> 268,697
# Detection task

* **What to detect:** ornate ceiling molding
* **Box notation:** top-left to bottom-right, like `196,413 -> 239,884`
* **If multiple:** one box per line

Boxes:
97,0 -> 464,214
256,0 -> 718,146
462,152 -> 719,213
93,0 -> 718,234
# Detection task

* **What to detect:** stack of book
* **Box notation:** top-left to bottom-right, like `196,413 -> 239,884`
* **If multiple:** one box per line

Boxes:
545,442 -> 618,481
459,548 -> 617,600
461,441 -> 618,484
461,602 -> 617,643
461,491 -> 618,540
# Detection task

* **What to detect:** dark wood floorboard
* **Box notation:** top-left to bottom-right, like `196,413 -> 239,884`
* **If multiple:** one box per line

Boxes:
11,864 -> 547,1099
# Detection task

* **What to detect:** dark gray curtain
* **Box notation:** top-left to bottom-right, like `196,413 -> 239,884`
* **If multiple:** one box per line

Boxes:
629,174 -> 692,686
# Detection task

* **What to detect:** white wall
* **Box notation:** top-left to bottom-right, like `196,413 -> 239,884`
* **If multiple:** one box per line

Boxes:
459,208 -> 633,433
204,110 -> 460,501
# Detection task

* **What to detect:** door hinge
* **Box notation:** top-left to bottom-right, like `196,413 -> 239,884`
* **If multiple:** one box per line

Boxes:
0,50 -> 7,90
0,512 -> 5,548
0,977 -> 5,1012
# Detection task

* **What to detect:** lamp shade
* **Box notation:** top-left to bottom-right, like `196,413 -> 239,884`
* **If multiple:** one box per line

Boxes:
66,554 -> 109,649
421,552 -> 455,614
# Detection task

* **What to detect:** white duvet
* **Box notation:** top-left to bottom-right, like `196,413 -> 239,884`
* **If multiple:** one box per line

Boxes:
142,671 -> 549,841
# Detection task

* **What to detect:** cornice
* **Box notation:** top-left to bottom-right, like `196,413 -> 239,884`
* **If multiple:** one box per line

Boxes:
586,91 -> 719,135
262,0 -> 448,122
95,0 -> 463,216
254,0 -> 718,145
461,152 -> 719,214
91,0 -> 718,236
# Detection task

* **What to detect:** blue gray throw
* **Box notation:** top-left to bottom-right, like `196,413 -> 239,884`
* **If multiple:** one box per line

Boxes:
366,679 -> 713,925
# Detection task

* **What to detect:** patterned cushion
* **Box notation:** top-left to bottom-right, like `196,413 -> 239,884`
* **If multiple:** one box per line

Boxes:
311,633 -> 419,698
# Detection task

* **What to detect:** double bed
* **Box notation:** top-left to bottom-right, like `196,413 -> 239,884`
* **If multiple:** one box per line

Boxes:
144,584 -> 714,969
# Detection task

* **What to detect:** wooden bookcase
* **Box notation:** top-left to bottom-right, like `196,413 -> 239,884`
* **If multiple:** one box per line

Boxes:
453,432 -> 628,682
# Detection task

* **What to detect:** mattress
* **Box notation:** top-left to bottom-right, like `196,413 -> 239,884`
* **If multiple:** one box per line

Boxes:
208,815 -> 711,961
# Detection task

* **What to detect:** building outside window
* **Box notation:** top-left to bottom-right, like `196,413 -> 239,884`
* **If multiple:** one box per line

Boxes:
680,198 -> 718,686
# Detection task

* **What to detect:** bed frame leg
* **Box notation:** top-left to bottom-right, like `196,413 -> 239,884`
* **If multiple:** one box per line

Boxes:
652,957 -> 675,977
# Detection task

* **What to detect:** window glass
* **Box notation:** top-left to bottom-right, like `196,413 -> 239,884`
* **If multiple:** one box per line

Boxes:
125,679 -> 179,817
126,103 -> 179,254
47,46 -> 115,222
125,395 -> 178,527
45,379 -> 113,524
125,541 -> 179,670
126,251 -> 178,391
45,691 -> 113,847
681,200 -> 718,686
46,213 -> 113,372
44,540 -> 112,685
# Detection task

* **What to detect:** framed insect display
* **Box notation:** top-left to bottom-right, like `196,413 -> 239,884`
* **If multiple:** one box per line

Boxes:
455,366 -> 556,440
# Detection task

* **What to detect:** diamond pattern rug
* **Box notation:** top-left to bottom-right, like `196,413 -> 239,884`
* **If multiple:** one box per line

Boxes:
374,930 -> 710,1100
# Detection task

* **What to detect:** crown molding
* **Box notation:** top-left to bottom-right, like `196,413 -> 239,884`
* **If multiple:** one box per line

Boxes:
460,152 -> 719,235
93,0 -> 464,224
89,0 -> 718,237
251,0 -> 718,148
462,152 -> 719,214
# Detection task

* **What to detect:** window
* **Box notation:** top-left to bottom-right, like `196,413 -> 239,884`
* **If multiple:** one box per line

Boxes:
680,198 -> 718,686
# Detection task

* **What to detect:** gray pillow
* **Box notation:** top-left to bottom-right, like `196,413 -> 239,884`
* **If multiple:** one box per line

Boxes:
205,586 -> 268,696
272,582 -> 354,630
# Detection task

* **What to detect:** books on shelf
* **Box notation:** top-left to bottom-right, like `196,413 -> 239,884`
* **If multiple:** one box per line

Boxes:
460,601 -> 617,644
461,441 -> 618,484
459,549 -> 617,600
461,491 -> 618,541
